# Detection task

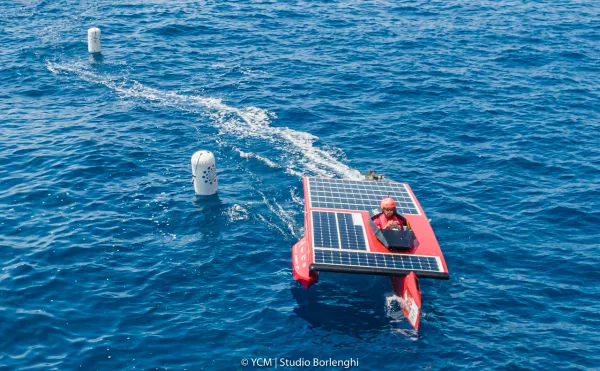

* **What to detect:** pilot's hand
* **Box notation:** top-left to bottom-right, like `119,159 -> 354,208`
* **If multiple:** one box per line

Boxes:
386,221 -> 400,229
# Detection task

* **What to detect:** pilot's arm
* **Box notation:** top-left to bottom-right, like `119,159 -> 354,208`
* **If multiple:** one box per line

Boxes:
372,217 -> 383,229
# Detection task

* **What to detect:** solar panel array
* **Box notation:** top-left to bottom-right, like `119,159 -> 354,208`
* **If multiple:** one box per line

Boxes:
312,211 -> 367,251
310,210 -> 442,275
305,178 -> 447,278
307,178 -> 420,215
313,249 -> 443,274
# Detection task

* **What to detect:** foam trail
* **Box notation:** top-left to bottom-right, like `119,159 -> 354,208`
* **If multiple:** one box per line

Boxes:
233,146 -> 304,178
290,188 -> 304,206
256,214 -> 288,239
236,148 -> 279,168
255,188 -> 301,238
224,204 -> 249,222
273,200 -> 301,238
47,62 -> 362,180
232,152 -> 302,238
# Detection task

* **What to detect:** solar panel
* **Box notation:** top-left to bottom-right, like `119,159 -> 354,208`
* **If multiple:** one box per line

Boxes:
312,211 -> 367,251
312,249 -> 445,278
307,178 -> 420,215
312,210 -> 339,249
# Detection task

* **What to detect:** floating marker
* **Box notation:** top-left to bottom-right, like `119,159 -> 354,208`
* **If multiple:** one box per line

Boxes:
191,151 -> 218,195
87,27 -> 101,54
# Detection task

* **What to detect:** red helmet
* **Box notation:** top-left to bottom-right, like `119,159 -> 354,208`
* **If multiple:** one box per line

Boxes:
380,197 -> 396,209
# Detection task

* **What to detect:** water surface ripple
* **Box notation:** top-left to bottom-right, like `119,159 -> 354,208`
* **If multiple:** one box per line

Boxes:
1,0 -> 599,370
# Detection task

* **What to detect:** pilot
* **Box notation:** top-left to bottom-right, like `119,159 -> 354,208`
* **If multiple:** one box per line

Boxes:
372,197 -> 409,230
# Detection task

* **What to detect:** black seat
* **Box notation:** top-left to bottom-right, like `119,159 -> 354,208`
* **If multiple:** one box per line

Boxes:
368,215 -> 415,251
380,229 -> 415,250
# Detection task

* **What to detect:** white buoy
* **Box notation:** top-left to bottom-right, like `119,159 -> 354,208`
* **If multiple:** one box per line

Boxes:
191,151 -> 218,195
87,27 -> 101,54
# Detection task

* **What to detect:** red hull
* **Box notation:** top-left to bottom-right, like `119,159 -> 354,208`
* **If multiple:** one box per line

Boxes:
292,237 -> 318,288
391,272 -> 422,330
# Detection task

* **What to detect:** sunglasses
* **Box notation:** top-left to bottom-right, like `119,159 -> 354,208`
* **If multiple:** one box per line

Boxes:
382,208 -> 394,211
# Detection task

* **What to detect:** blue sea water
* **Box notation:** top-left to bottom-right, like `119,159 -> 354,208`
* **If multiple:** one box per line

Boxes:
1,0 -> 599,369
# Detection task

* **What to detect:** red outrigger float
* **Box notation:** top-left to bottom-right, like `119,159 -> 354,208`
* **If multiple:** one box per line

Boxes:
292,176 -> 449,330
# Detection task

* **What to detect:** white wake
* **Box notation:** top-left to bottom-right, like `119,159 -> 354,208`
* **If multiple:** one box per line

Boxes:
47,61 -> 362,180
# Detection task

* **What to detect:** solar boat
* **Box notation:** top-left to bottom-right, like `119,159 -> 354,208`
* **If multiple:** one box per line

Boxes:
292,176 -> 449,330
